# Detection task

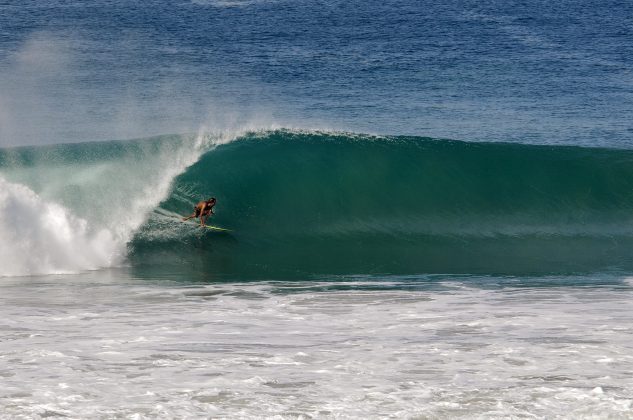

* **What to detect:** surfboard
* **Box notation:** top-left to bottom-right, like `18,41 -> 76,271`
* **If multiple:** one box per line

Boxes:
200,224 -> 231,232
178,217 -> 232,232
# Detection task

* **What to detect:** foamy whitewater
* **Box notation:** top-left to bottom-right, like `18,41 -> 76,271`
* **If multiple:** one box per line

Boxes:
0,130 -> 240,277
0,177 -> 117,276
1,275 -> 633,418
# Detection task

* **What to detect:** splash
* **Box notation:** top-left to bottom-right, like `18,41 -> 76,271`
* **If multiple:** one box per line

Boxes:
0,177 -> 117,276
0,129 -> 249,277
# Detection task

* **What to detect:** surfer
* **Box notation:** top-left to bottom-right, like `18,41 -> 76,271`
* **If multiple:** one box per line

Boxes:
182,197 -> 216,227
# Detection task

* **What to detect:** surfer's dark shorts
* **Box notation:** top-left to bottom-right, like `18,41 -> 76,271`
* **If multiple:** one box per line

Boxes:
194,208 -> 202,217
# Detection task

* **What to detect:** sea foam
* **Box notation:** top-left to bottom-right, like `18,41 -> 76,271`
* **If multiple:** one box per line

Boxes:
0,177 -> 118,276
0,129 -> 245,277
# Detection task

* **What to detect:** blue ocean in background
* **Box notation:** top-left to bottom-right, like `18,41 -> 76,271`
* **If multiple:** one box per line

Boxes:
2,0 -> 632,147
2,1 -> 633,418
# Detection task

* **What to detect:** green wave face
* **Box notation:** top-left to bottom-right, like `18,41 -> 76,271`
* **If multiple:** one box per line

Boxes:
129,130 -> 633,279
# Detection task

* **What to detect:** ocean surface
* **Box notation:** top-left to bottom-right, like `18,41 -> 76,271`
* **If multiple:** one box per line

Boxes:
2,0 -> 633,418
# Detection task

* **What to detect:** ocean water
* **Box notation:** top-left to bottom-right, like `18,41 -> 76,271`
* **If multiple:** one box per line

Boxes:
2,0 -> 633,418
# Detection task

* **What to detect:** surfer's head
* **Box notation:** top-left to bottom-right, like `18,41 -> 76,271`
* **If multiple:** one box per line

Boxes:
207,197 -> 216,204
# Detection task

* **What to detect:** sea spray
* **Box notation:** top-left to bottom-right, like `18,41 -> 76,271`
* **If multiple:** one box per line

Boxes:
0,177 -> 117,276
0,129 -> 246,276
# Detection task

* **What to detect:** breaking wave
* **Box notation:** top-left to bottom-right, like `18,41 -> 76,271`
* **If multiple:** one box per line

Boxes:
4,129 -> 633,277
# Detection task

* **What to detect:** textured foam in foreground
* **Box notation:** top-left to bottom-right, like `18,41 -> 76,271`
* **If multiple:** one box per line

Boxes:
0,275 -> 631,418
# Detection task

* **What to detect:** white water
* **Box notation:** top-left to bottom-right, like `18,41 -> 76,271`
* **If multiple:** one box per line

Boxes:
1,274 -> 632,418
0,177 -> 118,276
0,129 -> 255,277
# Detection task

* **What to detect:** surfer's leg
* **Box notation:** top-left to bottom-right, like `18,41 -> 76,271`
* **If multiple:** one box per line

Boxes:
184,207 -> 202,221
200,210 -> 211,226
